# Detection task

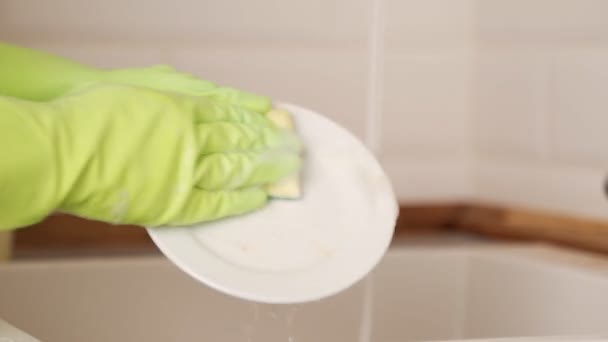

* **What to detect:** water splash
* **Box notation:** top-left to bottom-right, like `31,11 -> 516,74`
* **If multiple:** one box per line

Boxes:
242,302 -> 260,341
283,305 -> 300,342
244,303 -> 301,342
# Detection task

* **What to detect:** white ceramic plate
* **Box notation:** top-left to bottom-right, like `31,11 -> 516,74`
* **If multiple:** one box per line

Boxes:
146,102 -> 398,304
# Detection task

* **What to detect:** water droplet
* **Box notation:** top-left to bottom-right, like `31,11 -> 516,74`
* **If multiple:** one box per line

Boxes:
243,303 -> 301,342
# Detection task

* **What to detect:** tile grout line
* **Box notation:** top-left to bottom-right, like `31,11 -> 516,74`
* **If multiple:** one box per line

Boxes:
360,0 -> 384,338
534,54 -> 551,162
359,275 -> 375,342
365,0 -> 385,156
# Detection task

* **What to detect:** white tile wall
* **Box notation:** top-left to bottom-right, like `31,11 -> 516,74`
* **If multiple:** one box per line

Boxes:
477,0 -> 608,46
550,50 -> 608,166
382,155 -> 474,202
475,158 -> 608,220
0,0 -> 369,47
474,45 -> 608,171
381,0 -> 475,202
382,52 -> 473,154
475,50 -> 549,159
385,0 -> 476,49
380,51 -> 474,201
381,0 -> 476,201
475,0 -> 608,220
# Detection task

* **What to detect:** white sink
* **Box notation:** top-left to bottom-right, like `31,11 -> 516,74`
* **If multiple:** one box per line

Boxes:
1,243 -> 607,342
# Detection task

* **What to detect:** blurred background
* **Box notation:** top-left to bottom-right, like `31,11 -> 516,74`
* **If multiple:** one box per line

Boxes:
1,0 -> 607,257
1,1 -> 608,341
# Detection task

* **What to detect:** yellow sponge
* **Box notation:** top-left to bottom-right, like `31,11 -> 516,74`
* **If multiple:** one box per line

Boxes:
265,109 -> 301,199
266,108 -> 295,130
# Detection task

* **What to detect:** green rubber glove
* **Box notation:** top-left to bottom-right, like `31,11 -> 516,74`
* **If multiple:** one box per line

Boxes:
0,83 -> 302,231
0,41 -> 269,113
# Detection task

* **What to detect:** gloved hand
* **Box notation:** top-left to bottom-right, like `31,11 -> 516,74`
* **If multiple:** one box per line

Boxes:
0,42 -> 268,112
0,83 -> 302,230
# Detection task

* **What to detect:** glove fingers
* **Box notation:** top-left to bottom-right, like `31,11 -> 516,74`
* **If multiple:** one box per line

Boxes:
174,187 -> 267,225
193,99 -> 273,127
196,122 -> 301,154
195,152 -> 301,191
201,87 -> 272,114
